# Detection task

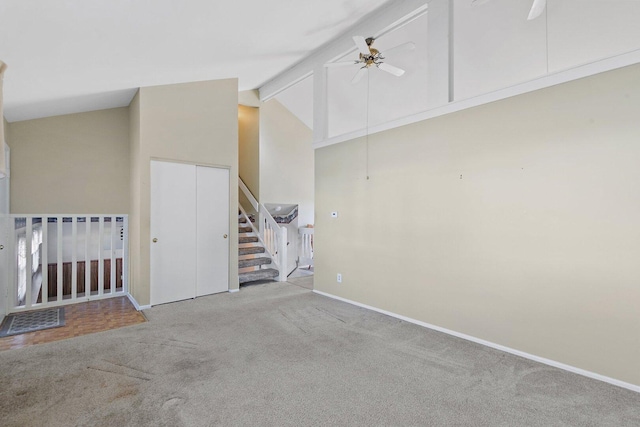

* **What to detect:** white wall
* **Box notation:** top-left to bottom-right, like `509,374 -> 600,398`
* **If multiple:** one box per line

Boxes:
264,0 -> 640,145
547,0 -> 640,71
259,99 -> 314,227
453,0 -> 640,100
327,12 -> 431,137
453,0 -> 547,100
42,220 -> 124,263
314,63 -> 640,388
11,220 -> 123,264
274,76 -> 313,130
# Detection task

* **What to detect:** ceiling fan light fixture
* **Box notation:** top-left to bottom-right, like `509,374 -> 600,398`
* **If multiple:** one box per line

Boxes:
326,35 -> 410,83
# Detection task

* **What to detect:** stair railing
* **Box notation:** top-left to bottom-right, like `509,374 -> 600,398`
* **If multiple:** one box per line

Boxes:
1,214 -> 128,313
238,178 -> 287,282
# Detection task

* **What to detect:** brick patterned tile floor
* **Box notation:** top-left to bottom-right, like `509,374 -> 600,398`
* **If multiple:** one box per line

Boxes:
0,297 -> 146,351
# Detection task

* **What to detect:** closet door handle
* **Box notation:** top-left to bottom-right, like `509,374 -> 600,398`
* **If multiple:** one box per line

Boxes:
152,238 -> 158,243
223,234 -> 228,239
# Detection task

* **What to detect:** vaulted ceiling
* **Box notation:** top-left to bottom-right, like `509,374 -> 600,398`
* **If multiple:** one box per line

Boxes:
0,0 -> 393,122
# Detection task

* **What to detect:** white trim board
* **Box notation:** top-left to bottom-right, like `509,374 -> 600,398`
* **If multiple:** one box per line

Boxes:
228,289 -> 240,293
313,289 -> 640,394
127,293 -> 151,311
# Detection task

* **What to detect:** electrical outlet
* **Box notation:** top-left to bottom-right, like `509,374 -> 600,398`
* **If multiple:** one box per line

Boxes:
331,211 -> 338,218
337,273 -> 342,283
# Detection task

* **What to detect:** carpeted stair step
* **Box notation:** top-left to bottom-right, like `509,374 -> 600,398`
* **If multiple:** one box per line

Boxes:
238,257 -> 272,268
239,236 -> 259,244
239,246 -> 265,255
239,268 -> 279,284
239,226 -> 252,233
239,217 -> 247,224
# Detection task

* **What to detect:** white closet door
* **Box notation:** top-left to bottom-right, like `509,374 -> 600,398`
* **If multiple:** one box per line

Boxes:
150,160 -> 197,305
196,166 -> 229,296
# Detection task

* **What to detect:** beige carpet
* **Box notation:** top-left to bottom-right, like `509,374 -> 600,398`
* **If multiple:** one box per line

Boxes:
288,275 -> 313,290
1,281 -> 638,426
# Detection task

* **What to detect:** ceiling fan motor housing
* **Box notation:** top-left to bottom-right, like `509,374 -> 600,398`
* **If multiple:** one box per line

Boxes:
359,37 -> 383,67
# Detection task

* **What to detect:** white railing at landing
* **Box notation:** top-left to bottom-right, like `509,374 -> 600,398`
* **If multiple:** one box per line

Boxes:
1,214 -> 129,313
299,226 -> 314,268
238,179 -> 287,282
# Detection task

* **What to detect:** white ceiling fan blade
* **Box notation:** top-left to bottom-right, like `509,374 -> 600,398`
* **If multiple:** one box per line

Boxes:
324,61 -> 358,68
353,36 -> 371,55
378,63 -> 405,77
383,41 -> 416,56
527,0 -> 546,20
351,67 -> 367,84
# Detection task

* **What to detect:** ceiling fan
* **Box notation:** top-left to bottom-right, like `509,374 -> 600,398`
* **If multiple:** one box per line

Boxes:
472,0 -> 546,20
325,36 -> 415,84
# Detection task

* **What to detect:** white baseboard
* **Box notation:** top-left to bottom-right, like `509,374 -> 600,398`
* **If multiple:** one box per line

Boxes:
313,289 -> 640,394
127,293 -> 151,311
229,288 -> 240,293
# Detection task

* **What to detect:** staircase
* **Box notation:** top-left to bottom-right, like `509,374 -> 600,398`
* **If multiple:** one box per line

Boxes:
238,215 -> 279,284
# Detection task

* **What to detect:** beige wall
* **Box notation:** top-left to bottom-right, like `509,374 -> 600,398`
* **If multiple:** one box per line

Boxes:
315,64 -> 640,387
238,105 -> 260,204
7,108 -> 130,213
129,79 -> 239,306
260,99 -> 314,226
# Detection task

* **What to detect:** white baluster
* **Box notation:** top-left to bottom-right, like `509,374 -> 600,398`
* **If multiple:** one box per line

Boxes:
57,217 -> 63,302
110,216 -> 116,294
122,216 -> 129,293
278,226 -> 287,282
72,217 -> 78,300
85,218 -> 91,298
41,218 -> 48,305
98,217 -> 104,296
25,218 -> 32,308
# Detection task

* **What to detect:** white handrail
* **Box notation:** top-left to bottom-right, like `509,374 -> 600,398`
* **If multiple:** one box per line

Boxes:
238,178 -> 287,282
